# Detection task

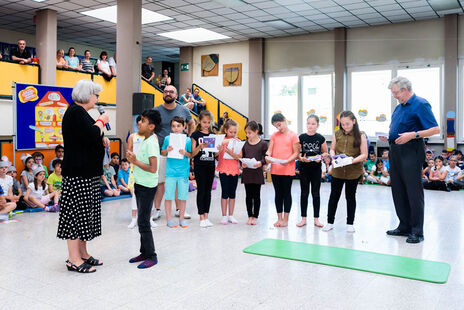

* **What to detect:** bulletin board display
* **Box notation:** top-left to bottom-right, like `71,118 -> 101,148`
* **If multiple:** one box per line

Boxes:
14,83 -> 73,150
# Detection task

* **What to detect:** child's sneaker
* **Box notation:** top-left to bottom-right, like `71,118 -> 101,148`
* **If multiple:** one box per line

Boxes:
183,211 -> 191,219
167,219 -> 178,228
152,209 -> 161,220
200,220 -> 208,228
322,223 -> 334,231
53,204 -> 60,212
220,216 -> 228,225
347,224 -> 355,233
228,216 -> 238,224
179,219 -> 188,228
205,219 -> 214,227
150,219 -> 158,228
128,219 -> 137,229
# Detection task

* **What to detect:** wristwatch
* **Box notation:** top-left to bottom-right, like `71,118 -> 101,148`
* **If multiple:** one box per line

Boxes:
415,132 -> 420,139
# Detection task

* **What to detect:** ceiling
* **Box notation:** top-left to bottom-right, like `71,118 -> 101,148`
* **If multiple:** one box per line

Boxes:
0,0 -> 462,62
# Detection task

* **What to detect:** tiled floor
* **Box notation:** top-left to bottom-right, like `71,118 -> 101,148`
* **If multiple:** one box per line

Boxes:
0,181 -> 462,310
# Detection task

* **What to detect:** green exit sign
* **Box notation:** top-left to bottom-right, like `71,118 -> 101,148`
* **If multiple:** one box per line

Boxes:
181,63 -> 189,71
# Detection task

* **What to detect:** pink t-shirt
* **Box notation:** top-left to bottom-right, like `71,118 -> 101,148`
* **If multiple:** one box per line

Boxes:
216,138 -> 240,176
270,130 -> 299,176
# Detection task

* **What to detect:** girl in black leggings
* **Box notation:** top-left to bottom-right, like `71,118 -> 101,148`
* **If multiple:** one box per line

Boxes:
297,115 -> 328,228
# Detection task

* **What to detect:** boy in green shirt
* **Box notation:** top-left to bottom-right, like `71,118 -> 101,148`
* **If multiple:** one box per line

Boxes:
126,109 -> 161,269
47,159 -> 63,211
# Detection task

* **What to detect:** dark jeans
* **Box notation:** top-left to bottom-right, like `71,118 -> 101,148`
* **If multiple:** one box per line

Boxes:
389,139 -> 425,236
271,174 -> 293,213
423,180 -> 448,191
219,173 -> 238,199
194,165 -> 215,215
134,183 -> 157,260
245,183 -> 261,218
299,163 -> 322,218
327,176 -> 360,225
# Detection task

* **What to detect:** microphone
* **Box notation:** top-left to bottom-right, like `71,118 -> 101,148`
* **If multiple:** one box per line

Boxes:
97,105 -> 111,130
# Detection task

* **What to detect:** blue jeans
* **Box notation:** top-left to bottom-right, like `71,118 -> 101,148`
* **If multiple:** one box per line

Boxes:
134,183 -> 157,260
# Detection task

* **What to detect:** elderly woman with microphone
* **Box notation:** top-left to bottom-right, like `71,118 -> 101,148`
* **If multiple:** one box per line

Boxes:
57,79 -> 110,273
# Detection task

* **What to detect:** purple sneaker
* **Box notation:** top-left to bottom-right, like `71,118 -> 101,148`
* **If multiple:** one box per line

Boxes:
129,255 -> 145,263
46,205 -> 58,212
54,204 -> 60,212
137,259 -> 158,269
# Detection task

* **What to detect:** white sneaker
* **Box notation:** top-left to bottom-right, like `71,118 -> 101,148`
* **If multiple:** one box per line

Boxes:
152,209 -> 161,220
205,219 -> 214,227
200,220 -> 208,228
228,216 -> 238,224
347,224 -> 355,233
322,223 -> 334,232
150,219 -> 158,228
128,219 -> 137,229
175,209 -> 180,217
183,211 -> 191,219
220,216 -> 228,225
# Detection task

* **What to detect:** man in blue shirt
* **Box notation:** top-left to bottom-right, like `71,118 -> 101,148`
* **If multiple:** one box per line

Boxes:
385,76 -> 440,244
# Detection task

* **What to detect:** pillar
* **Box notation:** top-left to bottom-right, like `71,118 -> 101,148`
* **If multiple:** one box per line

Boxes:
35,9 -> 57,85
116,0 -> 141,152
248,38 -> 264,123
179,46 -> 193,93
444,14 -> 458,149
334,27 -> 347,129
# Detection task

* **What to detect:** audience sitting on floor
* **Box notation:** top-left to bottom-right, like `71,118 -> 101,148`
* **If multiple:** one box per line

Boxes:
11,39 -> 32,64
110,152 -> 120,175
64,47 -> 81,71
367,159 -> 391,186
381,150 -> 390,171
445,155 -> 464,190
117,158 -> 131,195
101,156 -> 120,198
32,151 -> 49,178
47,159 -> 63,201
97,51 -> 113,81
363,151 -> 377,180
0,184 -> 16,221
49,145 -> 64,172
321,155 -> 332,183
423,155 -> 449,191
423,149 -> 434,169
56,49 -> 68,69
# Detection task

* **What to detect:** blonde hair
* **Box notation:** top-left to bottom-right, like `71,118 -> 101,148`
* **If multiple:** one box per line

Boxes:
219,118 -> 238,134
195,110 -> 214,133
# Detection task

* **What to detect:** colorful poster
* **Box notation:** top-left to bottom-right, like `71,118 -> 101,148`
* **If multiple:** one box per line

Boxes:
15,83 -> 73,150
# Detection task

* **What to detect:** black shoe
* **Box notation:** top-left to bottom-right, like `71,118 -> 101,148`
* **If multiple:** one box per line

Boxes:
406,234 -> 424,243
386,228 -> 409,236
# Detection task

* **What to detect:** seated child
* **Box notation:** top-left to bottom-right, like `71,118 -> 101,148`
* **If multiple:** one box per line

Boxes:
423,156 -> 449,191
0,185 -> 16,221
110,152 -> 120,175
24,166 -> 59,212
423,150 -> 433,169
32,151 -> 49,178
20,154 -> 35,193
363,151 -> 377,179
49,145 -> 64,172
117,158 -> 131,194
6,166 -> 27,210
47,159 -> 63,201
422,159 -> 434,184
101,162 -> 120,197
367,159 -> 390,185
321,156 -> 332,182
445,155 -> 463,190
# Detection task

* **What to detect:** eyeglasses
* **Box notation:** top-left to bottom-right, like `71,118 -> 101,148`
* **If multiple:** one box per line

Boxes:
164,90 -> 175,94
391,89 -> 404,96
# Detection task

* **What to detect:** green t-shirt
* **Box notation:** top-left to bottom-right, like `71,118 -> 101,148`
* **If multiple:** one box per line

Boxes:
363,159 -> 376,172
101,165 -> 116,187
42,164 -> 49,178
134,134 -> 159,188
46,172 -> 62,191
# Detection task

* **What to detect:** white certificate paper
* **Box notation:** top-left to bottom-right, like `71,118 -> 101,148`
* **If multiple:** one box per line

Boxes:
168,133 -> 187,159
268,157 -> 287,165
203,134 -> 225,152
240,158 -> 259,169
224,139 -> 245,159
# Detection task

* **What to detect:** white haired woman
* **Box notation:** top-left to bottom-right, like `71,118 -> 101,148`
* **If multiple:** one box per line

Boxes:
58,79 -> 110,273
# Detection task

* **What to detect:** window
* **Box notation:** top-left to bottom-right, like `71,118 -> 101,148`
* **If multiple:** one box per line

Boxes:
302,74 -> 333,136
267,76 -> 298,135
350,70 -> 392,136
397,67 -> 441,130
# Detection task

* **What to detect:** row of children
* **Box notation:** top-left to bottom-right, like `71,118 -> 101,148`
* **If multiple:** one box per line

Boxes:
422,151 -> 464,191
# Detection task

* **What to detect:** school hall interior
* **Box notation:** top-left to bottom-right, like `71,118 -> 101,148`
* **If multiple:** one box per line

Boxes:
0,0 -> 463,309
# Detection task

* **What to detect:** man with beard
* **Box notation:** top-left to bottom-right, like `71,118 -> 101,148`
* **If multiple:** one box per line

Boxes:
152,85 -> 195,222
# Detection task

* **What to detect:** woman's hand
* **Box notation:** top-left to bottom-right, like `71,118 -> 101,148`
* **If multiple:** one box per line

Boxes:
99,112 -> 110,125
102,137 -> 110,147
127,150 -> 136,164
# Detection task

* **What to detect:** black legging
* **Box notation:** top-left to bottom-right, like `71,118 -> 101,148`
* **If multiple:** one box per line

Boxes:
244,183 -> 261,218
271,174 -> 293,213
194,165 -> 215,215
327,176 -> 360,225
299,163 -> 321,218
219,173 -> 238,199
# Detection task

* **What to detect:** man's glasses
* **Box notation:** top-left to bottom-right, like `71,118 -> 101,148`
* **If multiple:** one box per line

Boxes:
164,90 -> 175,94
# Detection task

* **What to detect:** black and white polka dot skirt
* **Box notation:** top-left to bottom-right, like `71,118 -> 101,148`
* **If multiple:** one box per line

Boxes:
57,176 -> 102,241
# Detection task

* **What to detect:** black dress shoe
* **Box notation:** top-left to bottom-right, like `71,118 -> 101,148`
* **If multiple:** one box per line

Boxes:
386,228 -> 409,236
406,234 -> 424,243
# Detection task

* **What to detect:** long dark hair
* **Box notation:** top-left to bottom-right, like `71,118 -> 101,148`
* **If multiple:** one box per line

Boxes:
339,110 -> 361,148
244,121 -> 263,135
34,173 -> 46,191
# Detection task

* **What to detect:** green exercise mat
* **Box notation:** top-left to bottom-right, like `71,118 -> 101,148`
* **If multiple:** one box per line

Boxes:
243,239 -> 450,284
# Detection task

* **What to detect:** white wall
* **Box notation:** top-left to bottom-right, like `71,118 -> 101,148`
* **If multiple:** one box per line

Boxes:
0,28 -> 115,58
192,41 -> 249,116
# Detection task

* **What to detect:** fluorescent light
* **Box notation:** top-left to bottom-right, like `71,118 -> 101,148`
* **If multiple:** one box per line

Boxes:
81,6 -> 172,24
32,0 -> 46,2
158,28 -> 230,43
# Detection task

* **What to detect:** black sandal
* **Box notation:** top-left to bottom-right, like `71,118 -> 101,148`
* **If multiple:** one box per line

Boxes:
66,260 -> 96,273
82,256 -> 103,266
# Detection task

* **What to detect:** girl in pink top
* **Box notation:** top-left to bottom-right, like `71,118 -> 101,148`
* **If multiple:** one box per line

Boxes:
217,119 -> 241,225
265,113 -> 300,227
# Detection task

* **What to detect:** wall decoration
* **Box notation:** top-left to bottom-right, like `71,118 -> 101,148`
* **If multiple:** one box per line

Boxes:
223,63 -> 242,86
446,110 -> 456,151
306,109 -> 316,116
358,109 -> 368,117
319,116 -> 327,123
376,114 -> 387,122
201,54 -> 219,77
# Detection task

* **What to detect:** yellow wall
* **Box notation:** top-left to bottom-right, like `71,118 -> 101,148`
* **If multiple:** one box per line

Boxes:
140,81 -> 164,107
192,85 -> 218,121
56,70 -> 92,88
0,62 -> 39,96
219,103 -> 247,140
93,75 -> 117,104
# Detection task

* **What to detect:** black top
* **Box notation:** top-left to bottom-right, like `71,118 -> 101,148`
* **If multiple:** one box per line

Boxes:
141,63 -> 154,79
191,131 -> 215,167
61,103 -> 105,178
241,140 -> 268,184
299,133 -> 325,167
11,48 -> 31,59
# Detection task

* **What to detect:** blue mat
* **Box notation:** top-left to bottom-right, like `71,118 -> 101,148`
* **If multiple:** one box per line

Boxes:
22,208 -> 44,213
101,194 -> 132,202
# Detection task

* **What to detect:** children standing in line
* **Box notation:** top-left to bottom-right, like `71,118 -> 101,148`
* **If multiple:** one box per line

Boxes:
24,166 -> 59,212
323,111 -> 367,233
126,109 -> 161,269
217,119 -> 241,224
240,121 -> 267,225
265,113 -> 300,227
117,158 -> 131,194
297,115 -> 328,228
191,110 -> 217,228
47,159 -> 63,203
161,116 -> 192,228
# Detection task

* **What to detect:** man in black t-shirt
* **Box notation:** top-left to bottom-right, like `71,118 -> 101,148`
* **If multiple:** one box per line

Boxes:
141,56 -> 155,84
11,40 -> 32,64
